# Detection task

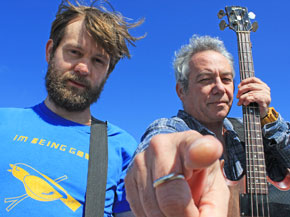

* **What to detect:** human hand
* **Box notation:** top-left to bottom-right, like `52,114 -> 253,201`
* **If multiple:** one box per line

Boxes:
125,130 -> 229,217
236,77 -> 271,117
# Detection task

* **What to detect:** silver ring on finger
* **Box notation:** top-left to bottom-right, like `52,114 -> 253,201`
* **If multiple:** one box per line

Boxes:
153,173 -> 185,188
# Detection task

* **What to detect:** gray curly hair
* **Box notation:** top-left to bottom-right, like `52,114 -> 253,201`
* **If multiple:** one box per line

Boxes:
173,35 -> 235,92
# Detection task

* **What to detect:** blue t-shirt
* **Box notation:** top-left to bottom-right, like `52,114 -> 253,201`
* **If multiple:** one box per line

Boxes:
0,102 -> 137,216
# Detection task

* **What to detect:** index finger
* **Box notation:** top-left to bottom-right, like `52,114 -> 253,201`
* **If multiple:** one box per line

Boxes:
183,134 -> 223,171
150,131 -> 223,180
150,131 -> 223,216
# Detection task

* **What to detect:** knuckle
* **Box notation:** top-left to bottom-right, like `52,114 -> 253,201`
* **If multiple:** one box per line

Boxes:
133,153 -> 146,171
149,134 -> 168,153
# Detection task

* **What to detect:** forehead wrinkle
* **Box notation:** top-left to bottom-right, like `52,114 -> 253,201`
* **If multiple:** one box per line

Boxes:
190,51 -> 233,77
63,20 -> 109,61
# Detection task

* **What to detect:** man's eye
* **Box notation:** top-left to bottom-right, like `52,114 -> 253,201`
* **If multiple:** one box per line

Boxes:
94,58 -> 104,64
199,78 -> 210,83
222,78 -> 233,82
69,50 -> 81,56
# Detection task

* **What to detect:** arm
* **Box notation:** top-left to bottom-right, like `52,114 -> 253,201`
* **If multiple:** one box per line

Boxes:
125,123 -> 229,217
112,129 -> 138,215
262,113 -> 290,168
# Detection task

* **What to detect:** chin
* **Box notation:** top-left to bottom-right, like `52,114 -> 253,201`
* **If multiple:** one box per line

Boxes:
215,112 -> 228,120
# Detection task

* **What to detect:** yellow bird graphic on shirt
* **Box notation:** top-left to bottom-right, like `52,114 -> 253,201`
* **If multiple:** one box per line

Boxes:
5,163 -> 81,212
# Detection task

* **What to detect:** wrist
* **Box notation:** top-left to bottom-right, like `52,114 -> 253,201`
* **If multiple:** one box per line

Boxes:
261,107 -> 279,127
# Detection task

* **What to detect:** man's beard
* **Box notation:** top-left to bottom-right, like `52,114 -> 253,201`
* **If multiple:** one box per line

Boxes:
45,60 -> 106,112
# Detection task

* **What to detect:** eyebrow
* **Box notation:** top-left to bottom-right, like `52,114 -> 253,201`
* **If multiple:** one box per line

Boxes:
195,71 -> 213,79
64,43 -> 109,60
196,71 -> 233,79
94,53 -> 109,60
221,72 -> 234,77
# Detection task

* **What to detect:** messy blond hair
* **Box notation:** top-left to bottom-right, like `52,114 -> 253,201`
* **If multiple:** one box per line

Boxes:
49,0 -> 144,74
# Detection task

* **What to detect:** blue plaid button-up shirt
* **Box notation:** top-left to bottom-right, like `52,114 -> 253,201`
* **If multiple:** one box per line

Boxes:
135,110 -> 290,181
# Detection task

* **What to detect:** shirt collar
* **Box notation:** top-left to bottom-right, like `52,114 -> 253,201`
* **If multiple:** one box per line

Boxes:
176,110 -> 237,135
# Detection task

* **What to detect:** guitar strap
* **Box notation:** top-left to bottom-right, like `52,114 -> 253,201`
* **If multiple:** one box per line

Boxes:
227,117 -> 244,143
85,117 -> 108,217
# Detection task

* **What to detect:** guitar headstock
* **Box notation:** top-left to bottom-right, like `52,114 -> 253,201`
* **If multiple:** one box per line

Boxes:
218,6 -> 258,33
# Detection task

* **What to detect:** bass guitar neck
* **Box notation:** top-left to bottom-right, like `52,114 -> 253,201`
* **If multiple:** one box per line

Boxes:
218,6 -> 290,217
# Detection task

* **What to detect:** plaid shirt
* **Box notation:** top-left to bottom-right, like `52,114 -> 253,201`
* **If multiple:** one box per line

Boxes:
135,110 -> 290,181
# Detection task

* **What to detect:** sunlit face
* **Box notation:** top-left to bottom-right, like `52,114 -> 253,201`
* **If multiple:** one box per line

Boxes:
45,17 -> 110,112
177,50 -> 234,125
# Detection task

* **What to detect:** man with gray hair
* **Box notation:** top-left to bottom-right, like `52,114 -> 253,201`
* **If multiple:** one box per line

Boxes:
125,35 -> 290,217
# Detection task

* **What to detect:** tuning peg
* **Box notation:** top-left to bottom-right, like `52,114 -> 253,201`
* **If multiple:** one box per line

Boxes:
219,20 -> 228,30
217,9 -> 225,19
252,21 -> 258,32
248,12 -> 256,19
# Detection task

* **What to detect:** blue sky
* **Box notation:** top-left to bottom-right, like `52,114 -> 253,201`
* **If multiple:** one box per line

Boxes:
1,0 -> 289,141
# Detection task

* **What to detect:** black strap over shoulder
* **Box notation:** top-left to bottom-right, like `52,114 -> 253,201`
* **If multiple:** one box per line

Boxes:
228,117 -> 245,143
85,116 -> 108,217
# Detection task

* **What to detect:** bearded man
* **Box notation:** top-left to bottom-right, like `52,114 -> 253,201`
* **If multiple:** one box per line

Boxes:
0,0 -> 143,216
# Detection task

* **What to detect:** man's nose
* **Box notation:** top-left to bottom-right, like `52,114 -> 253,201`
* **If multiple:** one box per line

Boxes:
74,61 -> 90,76
212,78 -> 226,94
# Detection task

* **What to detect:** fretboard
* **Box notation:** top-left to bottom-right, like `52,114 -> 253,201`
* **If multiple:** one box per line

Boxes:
237,31 -> 268,195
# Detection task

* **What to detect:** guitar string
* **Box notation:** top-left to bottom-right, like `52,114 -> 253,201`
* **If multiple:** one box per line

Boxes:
238,32 -> 249,215
241,31 -> 261,217
246,33 -> 260,217
240,32 -> 253,216
239,32 -> 255,217
238,31 -> 270,217
246,32 -> 270,217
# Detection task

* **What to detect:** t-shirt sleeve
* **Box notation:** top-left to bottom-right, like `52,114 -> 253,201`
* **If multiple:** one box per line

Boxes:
112,132 -> 137,213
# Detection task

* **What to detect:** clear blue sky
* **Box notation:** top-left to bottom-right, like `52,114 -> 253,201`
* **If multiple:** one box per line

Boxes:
1,0 -> 289,141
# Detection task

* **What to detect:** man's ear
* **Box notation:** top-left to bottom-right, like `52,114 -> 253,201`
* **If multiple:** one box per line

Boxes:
45,39 -> 53,63
176,82 -> 185,101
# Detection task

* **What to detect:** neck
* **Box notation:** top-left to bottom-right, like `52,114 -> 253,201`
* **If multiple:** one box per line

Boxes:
44,97 -> 92,126
202,120 -> 224,140
203,120 -> 227,158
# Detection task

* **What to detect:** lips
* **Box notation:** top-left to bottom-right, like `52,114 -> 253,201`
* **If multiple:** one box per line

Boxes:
208,101 -> 228,105
67,79 -> 87,88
